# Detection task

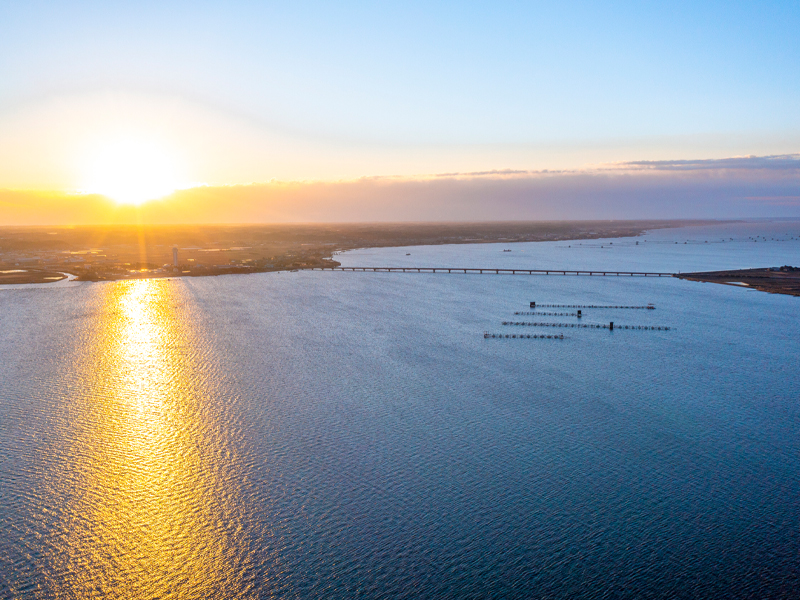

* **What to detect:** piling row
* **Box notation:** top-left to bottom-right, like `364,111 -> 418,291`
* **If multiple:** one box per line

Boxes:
484,332 -> 565,339
533,304 -> 655,309
502,321 -> 670,330
514,311 -> 578,316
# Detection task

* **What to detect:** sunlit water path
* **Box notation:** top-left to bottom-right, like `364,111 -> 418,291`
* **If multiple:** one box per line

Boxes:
1,221 -> 800,598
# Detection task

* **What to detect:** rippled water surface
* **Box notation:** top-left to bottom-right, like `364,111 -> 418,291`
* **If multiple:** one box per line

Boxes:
1,221 -> 800,598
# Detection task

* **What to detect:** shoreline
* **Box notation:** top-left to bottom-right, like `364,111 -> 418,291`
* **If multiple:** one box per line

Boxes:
0,220 -> 714,285
676,267 -> 800,297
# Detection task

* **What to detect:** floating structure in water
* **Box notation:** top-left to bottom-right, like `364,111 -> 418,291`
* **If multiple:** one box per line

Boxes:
514,311 -> 578,316
484,332 -> 565,339
530,302 -> 655,309
502,321 -> 670,330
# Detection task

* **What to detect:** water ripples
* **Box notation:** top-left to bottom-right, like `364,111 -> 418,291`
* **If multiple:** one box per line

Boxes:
1,224 -> 800,598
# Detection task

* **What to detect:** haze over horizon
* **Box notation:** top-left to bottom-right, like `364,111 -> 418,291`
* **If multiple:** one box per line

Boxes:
1,1 -> 799,223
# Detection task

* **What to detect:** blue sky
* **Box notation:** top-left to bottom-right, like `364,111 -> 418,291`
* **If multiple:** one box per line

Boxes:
3,1 -> 798,144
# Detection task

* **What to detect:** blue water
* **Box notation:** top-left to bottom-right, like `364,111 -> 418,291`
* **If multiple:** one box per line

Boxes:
1,220 -> 799,598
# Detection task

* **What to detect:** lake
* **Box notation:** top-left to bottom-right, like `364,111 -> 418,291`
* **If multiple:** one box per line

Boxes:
1,220 -> 799,598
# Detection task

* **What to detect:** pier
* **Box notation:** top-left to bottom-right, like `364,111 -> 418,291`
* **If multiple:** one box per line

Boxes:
484,332 -> 565,339
531,303 -> 655,309
312,266 -> 674,276
489,299 -> 672,340
502,321 -> 670,330
514,311 -> 579,316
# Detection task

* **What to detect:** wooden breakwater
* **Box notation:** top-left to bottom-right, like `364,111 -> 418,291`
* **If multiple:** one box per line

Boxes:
502,321 -> 670,330
484,332 -> 565,339
514,311 -> 579,316
487,299 -> 673,340
530,303 -> 655,309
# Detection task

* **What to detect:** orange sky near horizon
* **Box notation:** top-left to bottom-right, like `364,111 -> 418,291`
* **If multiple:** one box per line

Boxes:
3,158 -> 799,225
1,92 -> 798,225
2,92 -> 799,209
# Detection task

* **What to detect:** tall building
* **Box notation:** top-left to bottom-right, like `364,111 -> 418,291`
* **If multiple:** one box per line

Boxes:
172,247 -> 178,267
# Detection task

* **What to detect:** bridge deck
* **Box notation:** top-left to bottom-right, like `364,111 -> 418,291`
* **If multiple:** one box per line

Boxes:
311,266 -> 674,277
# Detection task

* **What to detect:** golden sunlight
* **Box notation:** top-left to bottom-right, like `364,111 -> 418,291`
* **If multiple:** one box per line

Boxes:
80,137 -> 185,205
49,279 -> 248,596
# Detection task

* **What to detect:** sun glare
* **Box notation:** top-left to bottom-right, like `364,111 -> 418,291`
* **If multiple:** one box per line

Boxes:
81,138 -> 184,206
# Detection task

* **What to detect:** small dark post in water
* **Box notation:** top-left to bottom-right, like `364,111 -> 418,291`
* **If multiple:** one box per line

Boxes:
577,310 -> 582,318
609,321 -> 614,330
530,301 -> 536,308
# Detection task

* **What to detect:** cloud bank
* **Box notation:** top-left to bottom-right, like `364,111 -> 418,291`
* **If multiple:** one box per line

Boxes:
2,155 -> 799,225
615,154 -> 800,172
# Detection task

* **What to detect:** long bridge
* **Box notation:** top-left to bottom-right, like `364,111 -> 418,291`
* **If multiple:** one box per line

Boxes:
310,266 -> 674,277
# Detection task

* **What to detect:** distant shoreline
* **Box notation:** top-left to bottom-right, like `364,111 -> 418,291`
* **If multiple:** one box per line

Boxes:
0,219 -> 727,285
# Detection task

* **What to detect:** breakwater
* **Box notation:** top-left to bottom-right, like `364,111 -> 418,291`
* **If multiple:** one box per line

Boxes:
503,321 -> 670,330
531,303 -> 655,309
514,311 -> 578,316
483,332 -> 565,339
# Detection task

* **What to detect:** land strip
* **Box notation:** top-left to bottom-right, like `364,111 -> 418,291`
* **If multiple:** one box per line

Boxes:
0,270 -> 67,284
676,267 -> 800,296
0,220 -> 709,284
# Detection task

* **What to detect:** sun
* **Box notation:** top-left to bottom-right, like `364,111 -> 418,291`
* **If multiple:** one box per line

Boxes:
81,137 -> 184,205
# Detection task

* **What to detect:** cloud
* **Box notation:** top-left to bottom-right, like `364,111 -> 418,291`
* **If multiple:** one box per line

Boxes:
743,196 -> 800,206
434,169 -> 537,178
613,154 -> 800,172
2,153 -> 799,225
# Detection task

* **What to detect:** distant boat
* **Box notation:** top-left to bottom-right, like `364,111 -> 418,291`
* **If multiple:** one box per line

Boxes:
503,249 -> 511,252
406,253 -> 411,255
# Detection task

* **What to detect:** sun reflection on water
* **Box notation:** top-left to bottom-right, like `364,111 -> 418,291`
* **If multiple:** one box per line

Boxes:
49,279 -> 251,598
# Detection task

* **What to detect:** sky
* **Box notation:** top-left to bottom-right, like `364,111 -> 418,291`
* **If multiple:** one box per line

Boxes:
0,0 -> 799,223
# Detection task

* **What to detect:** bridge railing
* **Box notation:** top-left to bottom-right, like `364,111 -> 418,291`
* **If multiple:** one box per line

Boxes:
309,266 -> 675,277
